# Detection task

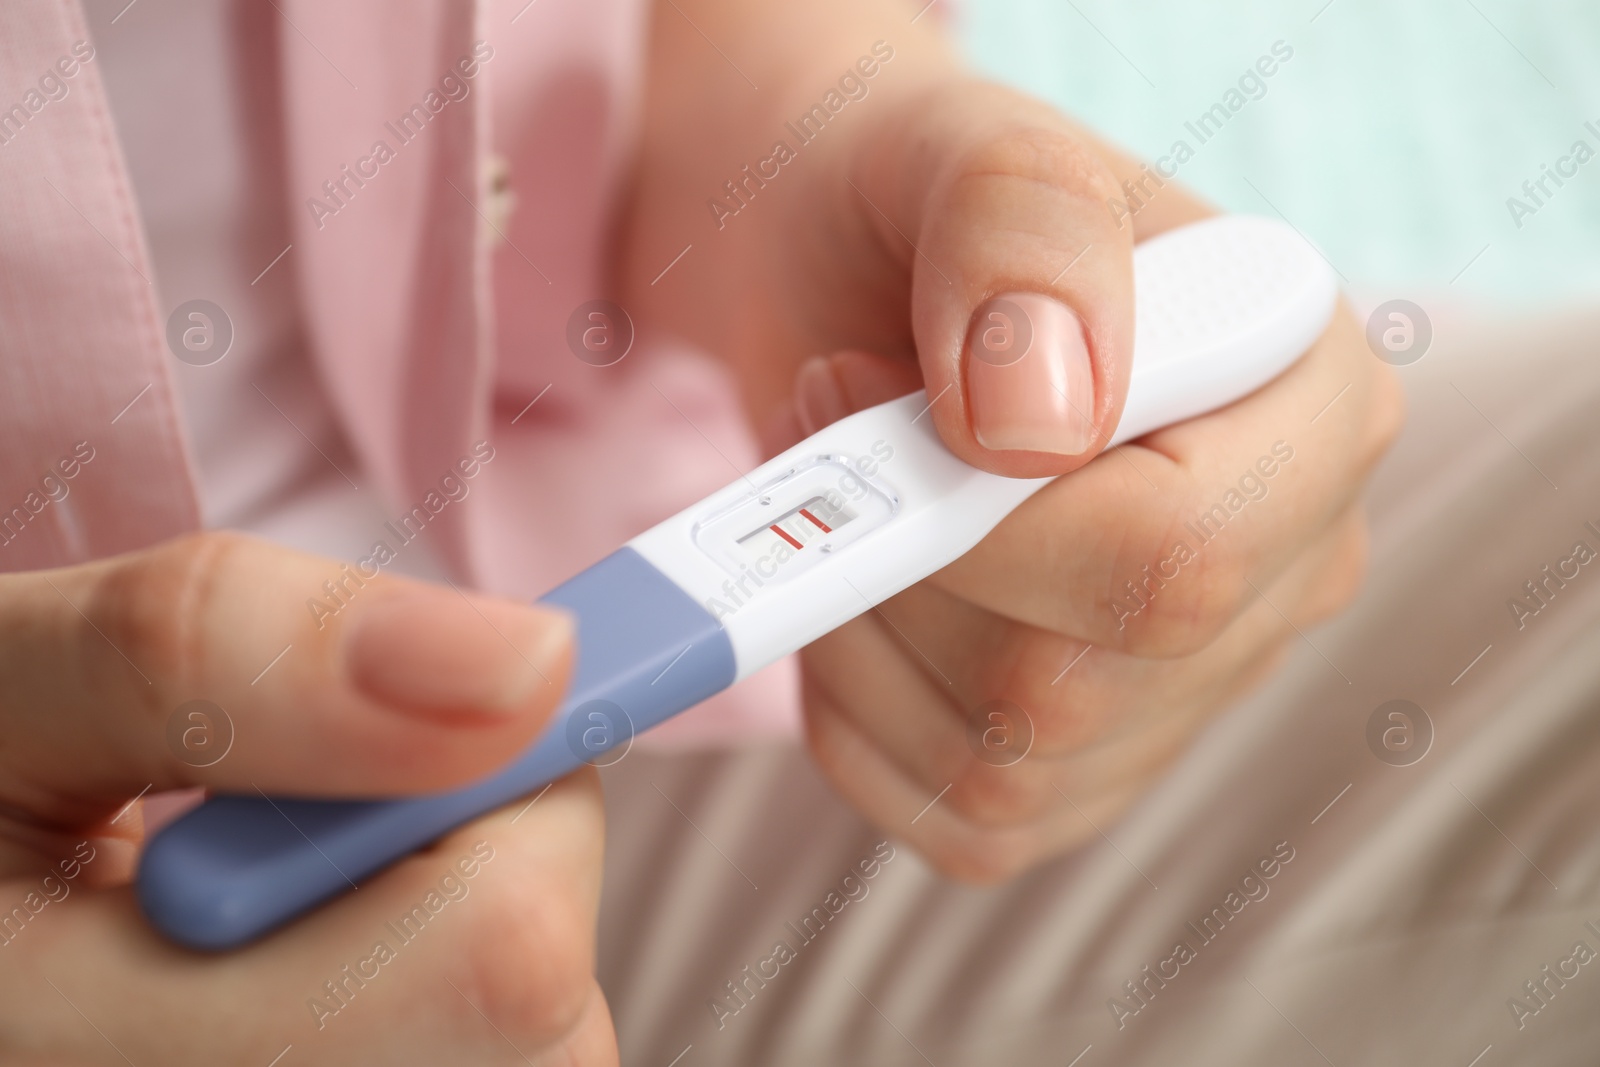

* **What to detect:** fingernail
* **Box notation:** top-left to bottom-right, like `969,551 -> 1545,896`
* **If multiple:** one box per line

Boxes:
965,293 -> 1096,455
795,355 -> 849,435
343,586 -> 571,719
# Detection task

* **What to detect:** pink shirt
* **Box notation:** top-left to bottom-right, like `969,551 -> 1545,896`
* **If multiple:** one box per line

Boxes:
0,0 -> 798,745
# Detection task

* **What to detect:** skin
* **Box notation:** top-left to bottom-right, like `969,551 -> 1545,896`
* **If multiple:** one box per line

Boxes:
0,535 -> 613,1065
0,0 -> 1402,1059
620,0 -> 1405,881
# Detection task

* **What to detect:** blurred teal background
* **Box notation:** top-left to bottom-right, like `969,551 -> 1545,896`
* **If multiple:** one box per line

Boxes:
956,0 -> 1600,307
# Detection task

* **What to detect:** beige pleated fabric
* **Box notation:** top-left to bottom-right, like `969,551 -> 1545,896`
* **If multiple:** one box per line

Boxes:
597,303 -> 1600,1067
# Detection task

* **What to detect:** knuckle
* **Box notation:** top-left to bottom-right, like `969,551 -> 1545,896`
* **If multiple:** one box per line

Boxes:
948,763 -> 1051,826
1008,660 -> 1115,754
1098,503 -> 1252,658
456,883 -> 596,1046
1302,516 -> 1370,625
1179,554 -> 1253,639
86,530 -> 249,698
1032,689 -> 1117,755
1113,545 -> 1248,658
947,122 -> 1121,220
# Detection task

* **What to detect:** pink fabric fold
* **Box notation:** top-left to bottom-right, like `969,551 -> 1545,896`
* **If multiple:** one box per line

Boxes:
0,0 -> 800,742
0,0 -> 199,571
278,0 -> 490,578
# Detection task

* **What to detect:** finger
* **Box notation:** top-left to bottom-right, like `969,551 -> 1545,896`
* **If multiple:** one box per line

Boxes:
922,503 -> 1367,747
802,587 -> 1172,834
781,115 -> 1218,454
933,306 -> 1403,654
0,531 -> 573,814
794,349 -> 924,438
803,507 -> 1367,826
803,686 -> 1158,884
0,769 -> 614,1067
847,80 -> 1137,477
1069,122 -> 1215,241
798,589 -> 1171,836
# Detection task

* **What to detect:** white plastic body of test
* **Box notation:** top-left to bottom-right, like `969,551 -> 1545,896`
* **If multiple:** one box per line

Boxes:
630,216 -> 1338,680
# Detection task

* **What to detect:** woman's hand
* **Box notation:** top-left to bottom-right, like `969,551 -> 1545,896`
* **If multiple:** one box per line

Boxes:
792,308 -> 1400,881
625,0 -> 1404,880
0,532 -> 616,1065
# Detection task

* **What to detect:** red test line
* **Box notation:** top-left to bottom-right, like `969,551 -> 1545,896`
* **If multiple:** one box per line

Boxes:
770,524 -> 804,550
799,508 -> 832,533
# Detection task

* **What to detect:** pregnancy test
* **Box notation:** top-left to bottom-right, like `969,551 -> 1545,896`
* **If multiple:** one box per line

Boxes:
138,215 -> 1337,950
